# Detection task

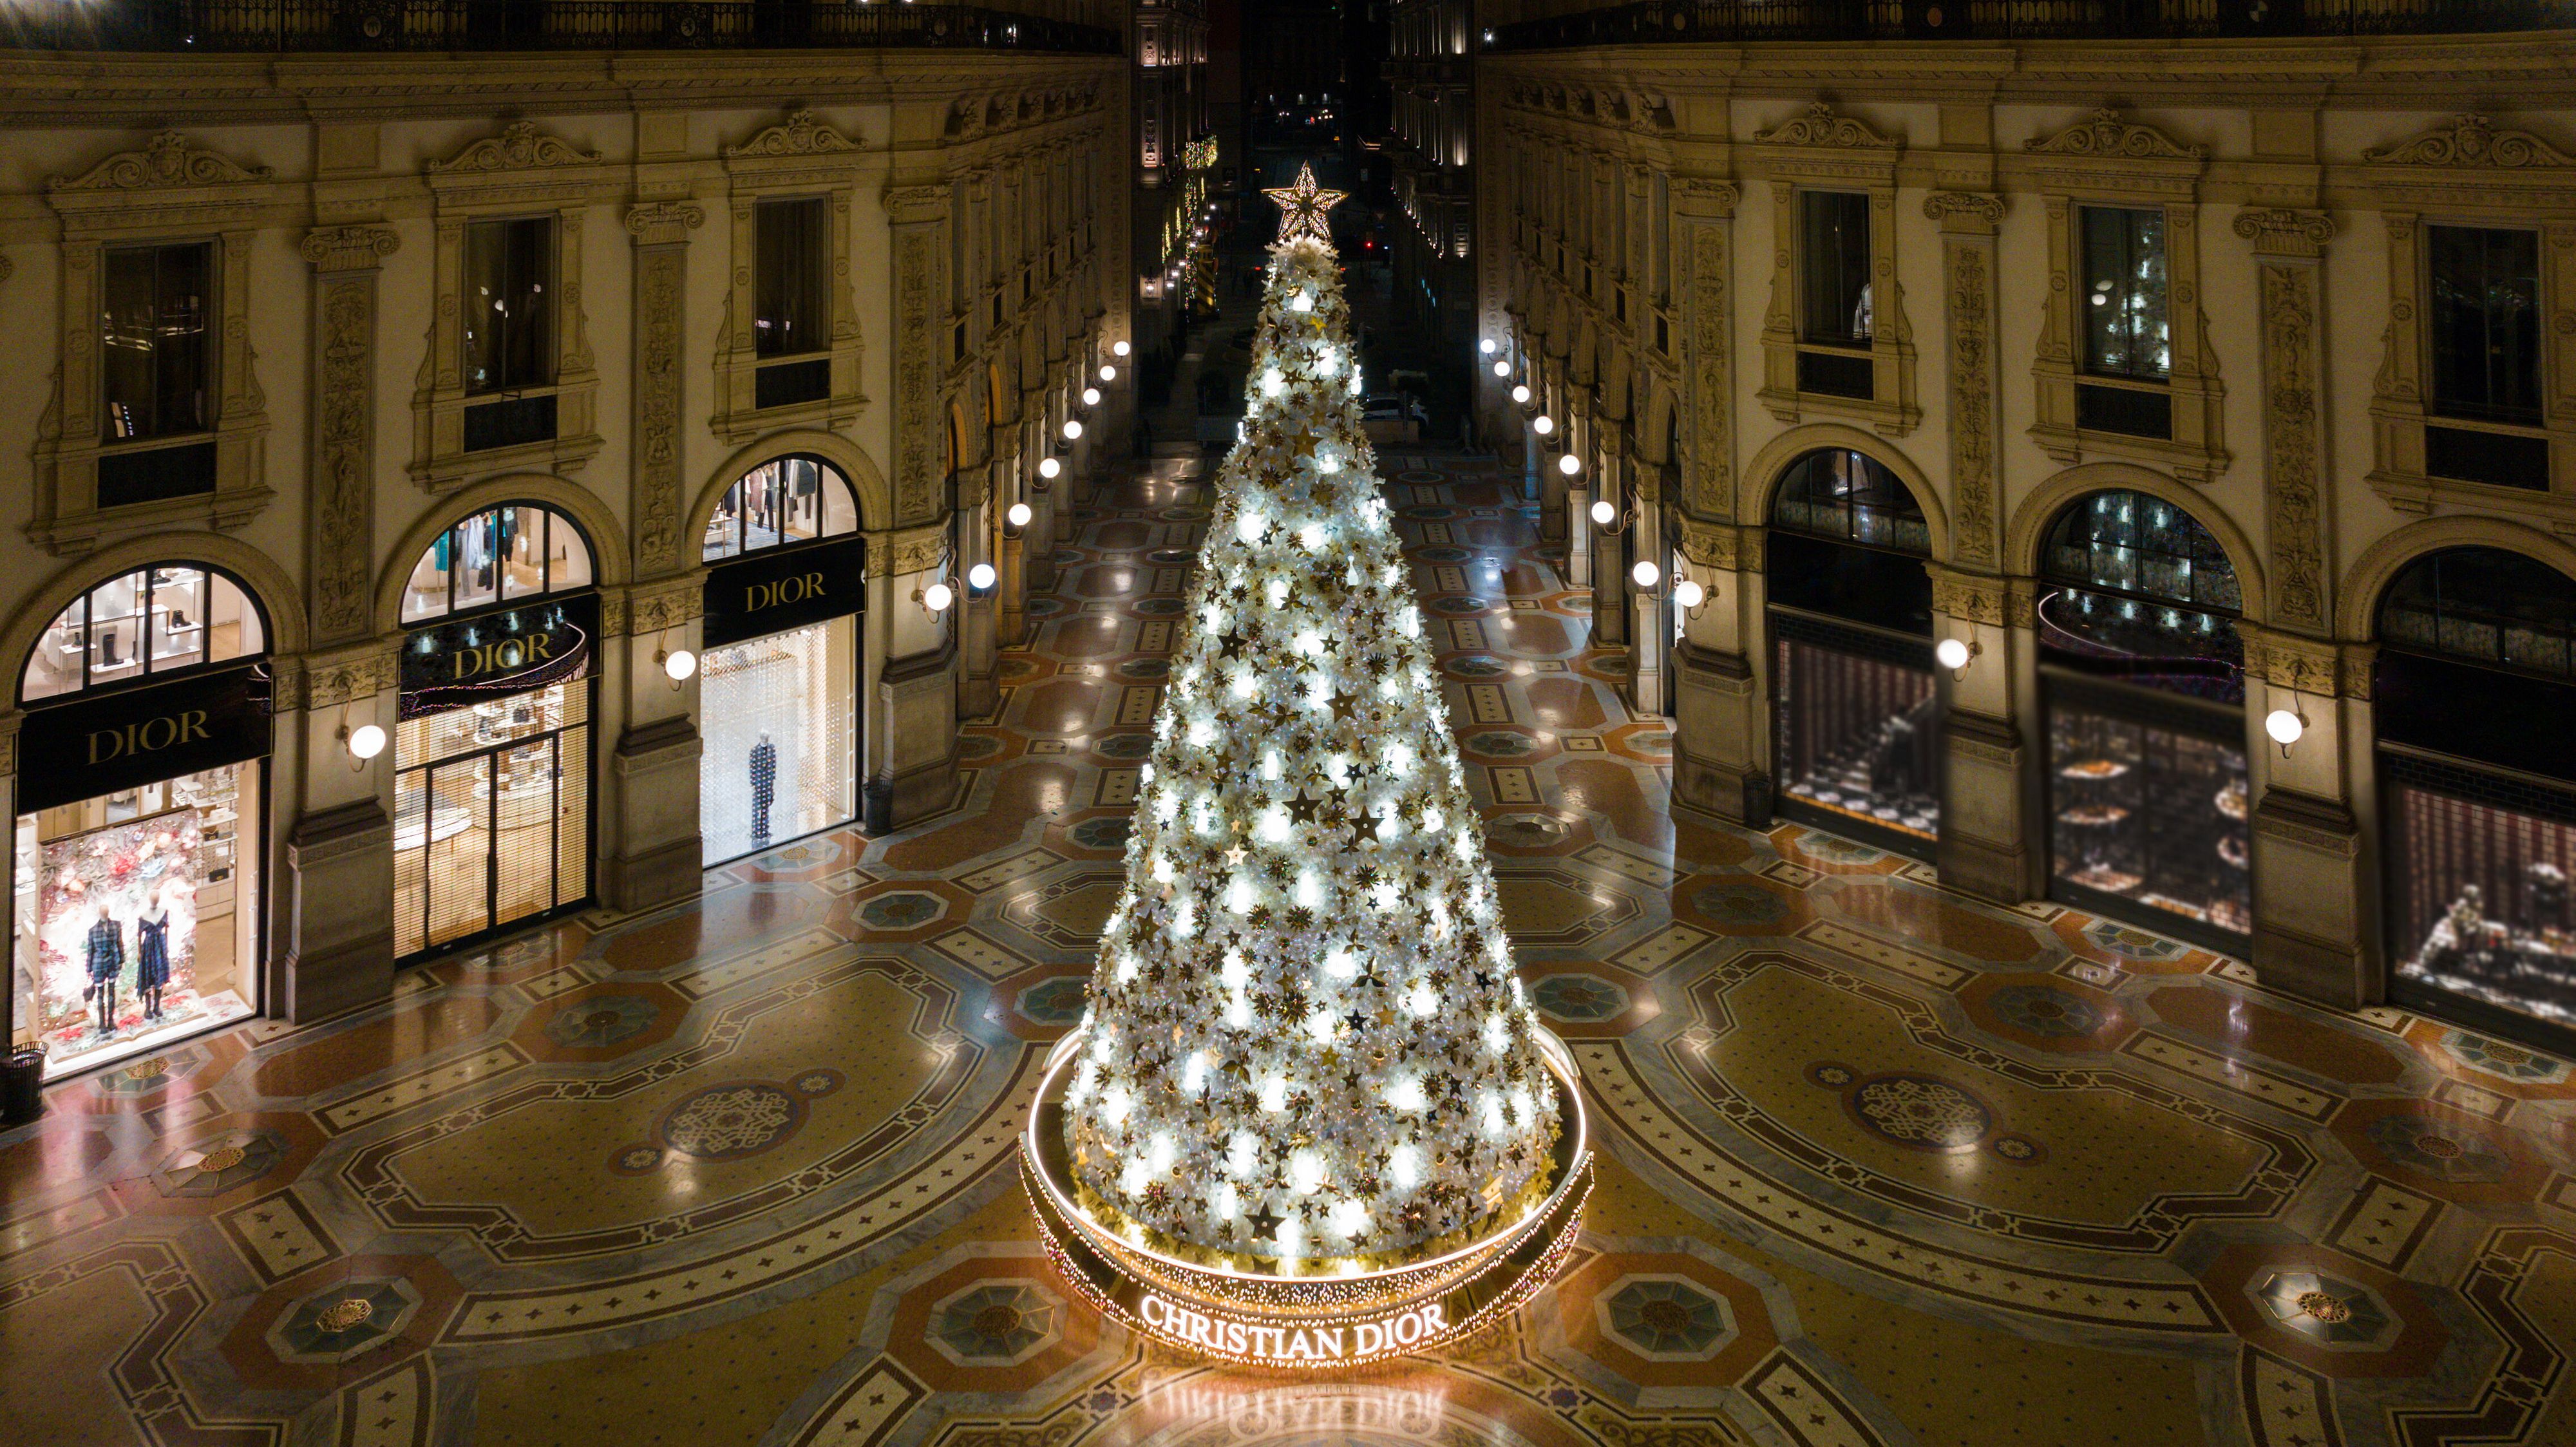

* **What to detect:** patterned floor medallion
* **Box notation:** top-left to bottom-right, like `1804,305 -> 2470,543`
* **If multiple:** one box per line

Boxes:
6,438 -> 2573,1445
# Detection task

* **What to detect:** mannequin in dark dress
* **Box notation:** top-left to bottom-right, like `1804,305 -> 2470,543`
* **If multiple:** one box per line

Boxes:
135,883 -> 173,1021
84,907 -> 123,1034
749,730 -> 777,847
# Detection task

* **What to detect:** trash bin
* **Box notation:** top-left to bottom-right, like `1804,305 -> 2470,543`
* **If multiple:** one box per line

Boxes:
2,1044 -> 45,1128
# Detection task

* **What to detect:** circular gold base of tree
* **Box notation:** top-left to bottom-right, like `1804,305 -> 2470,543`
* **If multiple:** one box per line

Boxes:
1023,1026 -> 1591,1368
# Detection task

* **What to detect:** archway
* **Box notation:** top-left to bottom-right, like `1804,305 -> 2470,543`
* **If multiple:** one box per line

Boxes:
2030,487 -> 2250,949
1760,446 -> 1939,858
2369,542 -> 2576,1050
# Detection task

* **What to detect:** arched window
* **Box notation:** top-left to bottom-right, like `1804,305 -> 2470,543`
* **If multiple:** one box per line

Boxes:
401,504 -> 594,625
1768,448 -> 1928,555
700,456 -> 860,563
2041,488 -> 2239,614
2378,546 -> 2576,682
21,564 -> 268,705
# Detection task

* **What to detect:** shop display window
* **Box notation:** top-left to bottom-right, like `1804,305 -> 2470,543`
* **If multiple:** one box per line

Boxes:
20,566 -> 265,703
12,763 -> 260,1080
402,504 -> 594,625
701,455 -> 859,562
1772,622 -> 1938,844
700,615 -> 858,863
2038,489 -> 2242,703
2378,545 -> 2576,683
2387,759 -> 2576,1036
393,679 -> 591,957
1768,448 -> 1929,556
2047,694 -> 2249,938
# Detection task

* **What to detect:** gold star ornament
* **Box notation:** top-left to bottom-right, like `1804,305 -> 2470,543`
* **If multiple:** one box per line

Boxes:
1264,162 -> 1347,245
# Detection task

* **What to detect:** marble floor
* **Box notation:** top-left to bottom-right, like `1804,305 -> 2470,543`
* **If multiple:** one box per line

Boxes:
6,449 -> 2576,1447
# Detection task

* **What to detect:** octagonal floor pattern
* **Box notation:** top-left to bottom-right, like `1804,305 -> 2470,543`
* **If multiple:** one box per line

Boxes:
4,448 -> 2575,1447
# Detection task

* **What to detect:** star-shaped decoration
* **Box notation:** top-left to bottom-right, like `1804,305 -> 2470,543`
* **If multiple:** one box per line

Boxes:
1264,162 -> 1347,245
1329,686 -> 1363,726
1217,625 -> 1250,661
1286,794 -> 1323,825
1247,1205 -> 1284,1242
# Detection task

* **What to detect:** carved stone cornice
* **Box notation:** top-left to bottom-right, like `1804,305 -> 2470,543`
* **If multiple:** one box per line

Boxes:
52,131 -> 273,191
300,225 -> 400,272
1923,191 -> 2005,232
2232,208 -> 2336,260
1672,177 -> 1739,219
884,184 -> 949,226
2025,109 -> 2207,162
2239,624 -> 2371,699
287,645 -> 401,713
613,576 -> 705,639
1753,101 -> 1898,151
428,120 -> 601,175
871,523 -> 951,578
1675,516 -> 1755,573
1928,565 -> 2011,627
725,108 -> 860,159
2363,113 -> 2575,169
623,201 -> 706,246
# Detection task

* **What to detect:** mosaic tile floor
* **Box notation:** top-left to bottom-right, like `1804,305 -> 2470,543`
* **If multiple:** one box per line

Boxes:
6,451 -> 2576,1447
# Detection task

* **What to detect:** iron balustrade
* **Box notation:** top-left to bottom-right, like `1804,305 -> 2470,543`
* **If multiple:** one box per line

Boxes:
1488,0 -> 2575,49
0,0 -> 1121,54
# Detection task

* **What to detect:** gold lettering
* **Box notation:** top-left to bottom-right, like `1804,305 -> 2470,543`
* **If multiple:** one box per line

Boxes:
178,710 -> 209,744
88,727 -> 124,764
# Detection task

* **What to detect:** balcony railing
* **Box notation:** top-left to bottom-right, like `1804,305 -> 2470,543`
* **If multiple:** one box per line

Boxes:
1489,0 -> 2575,50
0,0 -> 1121,54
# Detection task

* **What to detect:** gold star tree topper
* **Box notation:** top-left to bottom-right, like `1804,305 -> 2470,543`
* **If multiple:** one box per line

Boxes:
1264,163 -> 1347,245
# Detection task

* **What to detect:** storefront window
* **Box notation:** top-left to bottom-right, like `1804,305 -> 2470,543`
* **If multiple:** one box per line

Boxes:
2386,759 -> 2576,1036
14,764 -> 263,1081
394,677 -> 591,958
402,504 -> 594,625
20,565 -> 265,704
701,455 -> 860,562
699,458 -> 867,864
2377,547 -> 2576,1045
1766,449 -> 1936,856
2039,491 -> 2248,945
394,504 -> 598,960
701,616 -> 858,862
1772,617 -> 1938,843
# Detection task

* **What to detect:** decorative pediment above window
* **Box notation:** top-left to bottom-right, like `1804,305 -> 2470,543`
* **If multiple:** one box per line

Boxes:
726,109 -> 860,160
2025,109 -> 2208,162
428,121 -> 601,176
50,131 -> 274,191
1754,102 -> 1899,151
2363,113 -> 2575,169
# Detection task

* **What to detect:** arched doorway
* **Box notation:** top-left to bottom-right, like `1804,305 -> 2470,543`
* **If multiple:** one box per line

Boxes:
2374,546 -> 2576,1049
1763,448 -> 1938,856
697,455 -> 865,864
2035,489 -> 2248,947
393,503 -> 598,960
15,563 -> 272,1079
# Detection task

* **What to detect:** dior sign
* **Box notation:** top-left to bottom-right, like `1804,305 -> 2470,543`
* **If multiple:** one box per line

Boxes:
400,595 -> 597,719
20,663 -> 273,813
1135,1294 -> 1450,1364
701,535 -> 866,648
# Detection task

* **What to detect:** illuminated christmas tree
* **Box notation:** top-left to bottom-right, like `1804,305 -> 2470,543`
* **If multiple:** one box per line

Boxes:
1060,168 -> 1561,1274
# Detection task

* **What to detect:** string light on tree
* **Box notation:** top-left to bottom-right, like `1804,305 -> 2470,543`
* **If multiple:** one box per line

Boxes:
1024,158 -> 1589,1369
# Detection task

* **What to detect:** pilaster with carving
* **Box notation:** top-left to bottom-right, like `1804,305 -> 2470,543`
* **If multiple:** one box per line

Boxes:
887,183 -> 952,527
302,225 -> 399,645
626,202 -> 705,580
2237,209 -> 2336,634
1927,193 -> 2005,571
1677,179 -> 1739,522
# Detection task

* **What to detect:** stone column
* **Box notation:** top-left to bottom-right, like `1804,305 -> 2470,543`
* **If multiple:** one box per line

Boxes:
602,578 -> 703,909
1671,518 -> 1770,826
958,462 -> 999,719
598,200 -> 710,910
879,183 -> 963,828
1629,466 -> 1669,717
285,224 -> 402,1021
1924,193 -> 2031,904
1591,430 -> 1629,649
1928,567 -> 2032,903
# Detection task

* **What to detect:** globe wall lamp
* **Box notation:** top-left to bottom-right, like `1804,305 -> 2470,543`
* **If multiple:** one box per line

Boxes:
967,562 -> 999,594
1083,386 -> 1103,407
916,578 -> 956,615
1531,414 -> 1555,437
1037,456 -> 1063,484
1510,384 -> 1531,405
1113,339 -> 1132,357
336,713 -> 387,772
1063,419 -> 1084,441
1671,569 -> 1708,618
1005,500 -> 1035,538
1935,635 -> 1982,681
1100,364 -> 1119,383
2265,705 -> 2309,759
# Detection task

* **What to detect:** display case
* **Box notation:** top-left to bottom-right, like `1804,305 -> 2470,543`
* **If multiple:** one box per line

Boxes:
1770,612 -> 1938,853
2046,681 -> 2249,943
2386,752 -> 2576,1040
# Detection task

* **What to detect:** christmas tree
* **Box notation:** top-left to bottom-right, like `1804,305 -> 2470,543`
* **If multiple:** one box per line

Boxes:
1062,167 -> 1560,1274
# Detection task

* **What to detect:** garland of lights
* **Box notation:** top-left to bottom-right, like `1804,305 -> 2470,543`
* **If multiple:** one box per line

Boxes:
1028,165 -> 1587,1367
